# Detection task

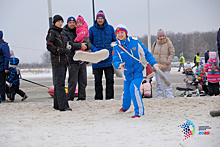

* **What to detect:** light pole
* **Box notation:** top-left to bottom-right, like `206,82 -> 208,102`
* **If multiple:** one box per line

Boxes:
92,0 -> 95,22
47,0 -> 54,85
47,0 -> 52,27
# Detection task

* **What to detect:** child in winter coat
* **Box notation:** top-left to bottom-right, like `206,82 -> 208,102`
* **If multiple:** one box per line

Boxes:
112,24 -> 159,118
197,65 -> 209,95
74,15 -> 91,52
183,62 -> 202,92
140,78 -> 151,98
204,52 -> 220,96
7,53 -> 28,102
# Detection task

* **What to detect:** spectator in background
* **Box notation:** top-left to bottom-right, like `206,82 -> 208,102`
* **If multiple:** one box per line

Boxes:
204,50 -> 209,63
204,52 -> 220,96
0,30 -> 10,103
151,29 -> 175,98
178,52 -> 185,72
46,15 -> 72,111
192,52 -> 200,69
62,16 -> 88,101
89,10 -> 116,100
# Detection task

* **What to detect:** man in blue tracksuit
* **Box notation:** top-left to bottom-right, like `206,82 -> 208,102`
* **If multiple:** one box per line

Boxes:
112,24 -> 159,118
89,10 -> 116,100
0,30 -> 10,103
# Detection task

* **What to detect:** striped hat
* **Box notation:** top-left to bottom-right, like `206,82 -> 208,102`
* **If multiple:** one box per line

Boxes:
96,10 -> 105,19
115,24 -> 128,36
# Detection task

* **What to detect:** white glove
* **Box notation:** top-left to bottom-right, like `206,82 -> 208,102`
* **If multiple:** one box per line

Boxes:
66,41 -> 72,50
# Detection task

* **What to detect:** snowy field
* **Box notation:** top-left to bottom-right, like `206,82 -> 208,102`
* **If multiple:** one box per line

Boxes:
1,63 -> 219,146
0,96 -> 219,147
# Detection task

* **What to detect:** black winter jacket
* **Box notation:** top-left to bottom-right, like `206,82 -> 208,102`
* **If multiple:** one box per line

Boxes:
61,25 -> 81,64
217,28 -> 220,58
46,25 -> 70,67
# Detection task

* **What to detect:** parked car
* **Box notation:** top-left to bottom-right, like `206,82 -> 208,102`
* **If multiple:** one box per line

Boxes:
171,56 -> 179,67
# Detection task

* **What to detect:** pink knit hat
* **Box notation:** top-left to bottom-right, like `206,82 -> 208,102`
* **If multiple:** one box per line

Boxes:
76,15 -> 85,24
209,52 -> 217,58
157,29 -> 165,38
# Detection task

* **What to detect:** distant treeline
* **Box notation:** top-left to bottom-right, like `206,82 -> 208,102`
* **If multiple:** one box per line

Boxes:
139,30 -> 218,61
20,30 -> 218,68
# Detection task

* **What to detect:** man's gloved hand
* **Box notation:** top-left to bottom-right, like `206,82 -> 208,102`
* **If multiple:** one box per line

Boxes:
57,48 -> 65,54
57,48 -> 70,55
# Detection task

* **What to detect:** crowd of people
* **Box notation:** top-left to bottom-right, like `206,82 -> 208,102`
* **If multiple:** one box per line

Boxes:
1,10 -> 220,118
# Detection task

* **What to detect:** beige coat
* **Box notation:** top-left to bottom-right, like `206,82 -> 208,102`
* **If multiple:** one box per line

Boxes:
151,37 -> 175,71
183,74 -> 202,91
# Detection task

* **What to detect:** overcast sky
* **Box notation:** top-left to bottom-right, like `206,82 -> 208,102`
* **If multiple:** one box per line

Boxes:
1,0 -> 219,63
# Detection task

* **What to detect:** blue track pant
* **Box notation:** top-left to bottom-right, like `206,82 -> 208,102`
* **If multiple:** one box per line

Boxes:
122,77 -> 144,116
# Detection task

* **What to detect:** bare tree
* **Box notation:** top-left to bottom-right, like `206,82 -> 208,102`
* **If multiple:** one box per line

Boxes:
41,51 -> 51,66
138,30 -> 218,61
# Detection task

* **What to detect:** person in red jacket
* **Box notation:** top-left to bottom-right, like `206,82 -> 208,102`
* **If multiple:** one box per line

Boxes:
204,52 -> 220,96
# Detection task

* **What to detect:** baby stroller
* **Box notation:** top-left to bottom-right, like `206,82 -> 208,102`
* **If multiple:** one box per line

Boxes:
175,76 -> 206,97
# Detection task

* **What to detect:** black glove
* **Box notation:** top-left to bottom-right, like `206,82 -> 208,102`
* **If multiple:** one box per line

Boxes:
57,48 -> 65,54
57,48 -> 70,55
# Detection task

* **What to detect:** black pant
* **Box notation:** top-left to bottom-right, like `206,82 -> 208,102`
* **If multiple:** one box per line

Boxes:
53,65 -> 69,110
192,62 -> 199,69
5,83 -> 10,98
208,82 -> 219,96
0,71 -> 6,101
93,66 -> 114,100
202,84 -> 208,94
68,63 -> 87,100
9,84 -> 26,101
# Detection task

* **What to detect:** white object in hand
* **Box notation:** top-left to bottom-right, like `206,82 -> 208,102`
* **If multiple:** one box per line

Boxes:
154,64 -> 171,87
73,49 -> 109,63
66,41 -> 72,49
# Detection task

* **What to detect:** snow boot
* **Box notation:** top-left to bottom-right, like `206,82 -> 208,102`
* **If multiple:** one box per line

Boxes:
119,108 -> 127,112
131,115 -> 140,118
21,94 -> 28,101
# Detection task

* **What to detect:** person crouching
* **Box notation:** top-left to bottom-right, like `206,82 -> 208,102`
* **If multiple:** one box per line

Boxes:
183,62 -> 202,92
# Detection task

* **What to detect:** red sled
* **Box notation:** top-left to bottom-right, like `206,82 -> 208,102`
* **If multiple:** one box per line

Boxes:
48,86 -> 78,97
